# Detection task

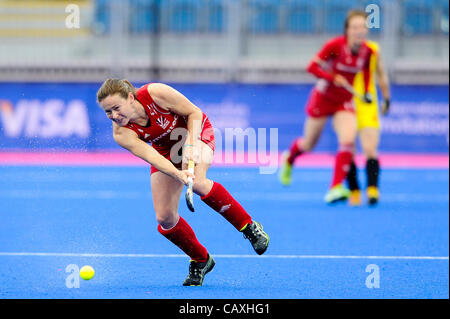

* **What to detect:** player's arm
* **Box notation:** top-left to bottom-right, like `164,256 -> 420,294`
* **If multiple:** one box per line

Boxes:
307,56 -> 335,83
307,38 -> 350,88
147,83 -> 202,164
361,51 -> 374,104
113,124 -> 190,184
375,52 -> 391,115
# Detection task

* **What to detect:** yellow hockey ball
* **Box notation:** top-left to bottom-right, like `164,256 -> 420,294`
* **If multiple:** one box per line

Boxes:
79,265 -> 95,280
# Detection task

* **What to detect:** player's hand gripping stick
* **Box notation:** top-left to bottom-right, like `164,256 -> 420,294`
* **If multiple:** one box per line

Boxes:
343,83 -> 372,104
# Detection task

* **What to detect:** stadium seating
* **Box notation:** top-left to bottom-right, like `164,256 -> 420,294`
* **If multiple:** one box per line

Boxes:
207,0 -> 225,32
94,0 -> 110,33
437,0 -> 449,34
129,0 -> 158,33
403,0 -> 433,35
284,0 -> 323,33
92,0 -> 449,35
162,0 -> 200,32
323,0 -> 357,34
247,0 -> 280,33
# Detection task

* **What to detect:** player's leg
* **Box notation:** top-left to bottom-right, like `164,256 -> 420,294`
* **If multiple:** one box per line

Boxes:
325,110 -> 358,203
347,152 -> 362,206
346,139 -> 362,206
191,141 -> 269,255
279,115 -> 328,186
151,172 -> 183,229
360,127 -> 381,205
346,107 -> 362,201
151,171 -> 214,286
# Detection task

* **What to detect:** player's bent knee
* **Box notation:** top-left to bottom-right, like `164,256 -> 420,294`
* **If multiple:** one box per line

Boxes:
301,140 -> 315,152
156,212 -> 179,229
301,144 -> 312,152
193,178 -> 213,197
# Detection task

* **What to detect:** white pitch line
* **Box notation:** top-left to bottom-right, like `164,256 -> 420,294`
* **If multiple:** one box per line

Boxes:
0,252 -> 447,261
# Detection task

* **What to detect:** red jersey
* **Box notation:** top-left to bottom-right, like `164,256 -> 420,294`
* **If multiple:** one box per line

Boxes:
309,36 -> 374,104
125,84 -> 215,160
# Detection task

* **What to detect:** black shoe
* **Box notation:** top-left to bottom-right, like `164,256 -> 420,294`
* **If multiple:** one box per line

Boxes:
183,254 -> 215,286
242,221 -> 269,255
367,186 -> 379,206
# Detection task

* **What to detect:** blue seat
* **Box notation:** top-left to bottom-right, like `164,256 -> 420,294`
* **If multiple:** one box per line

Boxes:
158,0 -> 200,33
435,0 -> 449,34
129,0 -> 159,34
206,0 -> 225,33
247,0 -> 280,33
285,0 -> 323,34
94,0 -> 111,34
403,0 -> 433,35
324,0 -> 361,34
94,0 -> 158,34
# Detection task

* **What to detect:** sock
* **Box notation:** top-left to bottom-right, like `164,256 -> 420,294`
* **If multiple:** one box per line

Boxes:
346,160 -> 360,191
201,182 -> 252,231
331,145 -> 354,188
157,216 -> 208,262
287,138 -> 304,165
366,158 -> 380,188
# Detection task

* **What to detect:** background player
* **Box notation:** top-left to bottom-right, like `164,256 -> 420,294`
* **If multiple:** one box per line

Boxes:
279,10 -> 374,204
97,79 -> 269,286
347,40 -> 391,206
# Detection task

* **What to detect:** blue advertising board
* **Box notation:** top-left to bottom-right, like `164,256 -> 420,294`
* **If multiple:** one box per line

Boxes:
0,82 -> 448,153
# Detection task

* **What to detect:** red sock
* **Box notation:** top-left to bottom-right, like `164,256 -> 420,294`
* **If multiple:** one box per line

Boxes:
157,216 -> 208,262
201,182 -> 252,231
331,145 -> 354,187
287,138 -> 304,165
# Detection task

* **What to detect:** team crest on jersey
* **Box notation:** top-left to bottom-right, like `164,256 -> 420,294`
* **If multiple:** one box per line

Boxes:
156,116 -> 170,129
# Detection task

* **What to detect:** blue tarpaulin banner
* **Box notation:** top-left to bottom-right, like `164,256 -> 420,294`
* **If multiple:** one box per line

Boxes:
0,83 -> 448,153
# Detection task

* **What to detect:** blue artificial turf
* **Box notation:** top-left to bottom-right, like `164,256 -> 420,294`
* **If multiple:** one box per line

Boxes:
0,166 -> 448,299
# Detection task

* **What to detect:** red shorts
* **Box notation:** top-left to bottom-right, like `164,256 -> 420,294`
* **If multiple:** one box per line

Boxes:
306,89 -> 355,118
150,116 -> 216,175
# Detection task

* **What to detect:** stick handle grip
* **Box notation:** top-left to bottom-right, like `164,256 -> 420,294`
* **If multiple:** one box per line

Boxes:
187,160 -> 195,186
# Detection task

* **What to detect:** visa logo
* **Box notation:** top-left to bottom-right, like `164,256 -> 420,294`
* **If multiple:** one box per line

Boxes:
0,99 -> 90,138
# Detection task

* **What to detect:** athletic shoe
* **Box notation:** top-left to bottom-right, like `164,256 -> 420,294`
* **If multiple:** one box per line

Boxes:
279,151 -> 293,186
367,186 -> 379,206
324,184 -> 351,204
349,190 -> 362,206
242,221 -> 269,255
183,254 -> 215,286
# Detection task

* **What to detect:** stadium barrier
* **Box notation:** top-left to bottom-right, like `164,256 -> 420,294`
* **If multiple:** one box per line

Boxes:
0,83 -> 447,156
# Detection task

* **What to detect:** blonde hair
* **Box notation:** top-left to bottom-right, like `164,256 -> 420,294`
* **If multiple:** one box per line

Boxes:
97,78 -> 136,103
